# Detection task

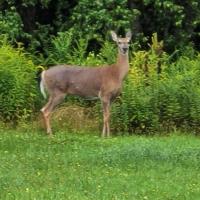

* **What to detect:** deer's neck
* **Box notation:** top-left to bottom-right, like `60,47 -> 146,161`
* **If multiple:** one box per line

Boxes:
116,51 -> 129,80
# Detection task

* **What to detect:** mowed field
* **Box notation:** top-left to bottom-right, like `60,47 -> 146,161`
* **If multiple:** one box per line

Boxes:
0,130 -> 200,200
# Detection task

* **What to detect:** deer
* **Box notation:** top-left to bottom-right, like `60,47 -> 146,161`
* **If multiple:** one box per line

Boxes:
40,30 -> 132,137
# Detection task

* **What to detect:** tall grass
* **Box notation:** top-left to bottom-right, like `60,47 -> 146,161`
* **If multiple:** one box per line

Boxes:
2,31 -> 200,134
0,36 -> 39,122
40,32 -> 200,134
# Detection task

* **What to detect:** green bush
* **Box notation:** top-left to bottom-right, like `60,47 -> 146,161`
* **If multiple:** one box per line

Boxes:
39,32 -> 200,134
0,38 -> 39,122
0,7 -> 24,42
111,37 -> 200,133
71,0 -> 134,36
1,29 -> 196,134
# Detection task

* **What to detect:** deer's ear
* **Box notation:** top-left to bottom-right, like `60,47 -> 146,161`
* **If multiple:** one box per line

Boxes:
110,31 -> 118,42
126,31 -> 132,42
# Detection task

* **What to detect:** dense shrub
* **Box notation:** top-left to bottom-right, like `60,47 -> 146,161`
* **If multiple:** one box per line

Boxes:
111,36 -> 200,133
2,29 -> 200,134
34,29 -> 117,67
0,38 -> 39,122
36,32 -> 200,134
0,7 -> 24,42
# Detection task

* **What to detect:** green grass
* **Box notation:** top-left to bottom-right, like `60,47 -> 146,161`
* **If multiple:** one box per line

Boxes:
0,130 -> 200,200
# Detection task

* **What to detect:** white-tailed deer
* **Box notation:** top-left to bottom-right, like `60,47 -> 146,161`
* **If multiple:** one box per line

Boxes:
40,30 -> 131,137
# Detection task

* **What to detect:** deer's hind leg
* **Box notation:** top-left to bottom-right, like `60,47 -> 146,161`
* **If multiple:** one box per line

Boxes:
41,91 -> 66,135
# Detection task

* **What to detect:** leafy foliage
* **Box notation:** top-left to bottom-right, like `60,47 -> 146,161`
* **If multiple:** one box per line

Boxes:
0,37 -> 39,122
1,29 -> 200,133
71,0 -> 133,35
0,7 -> 23,42
111,34 -> 200,133
1,0 -> 200,54
32,32 -> 200,134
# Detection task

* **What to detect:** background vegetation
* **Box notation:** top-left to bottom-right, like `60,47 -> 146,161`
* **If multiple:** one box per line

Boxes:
0,36 -> 40,123
1,0 -> 200,134
1,0 -> 200,54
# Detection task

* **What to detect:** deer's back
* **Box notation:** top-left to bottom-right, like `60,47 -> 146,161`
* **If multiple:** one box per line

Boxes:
44,65 -> 122,98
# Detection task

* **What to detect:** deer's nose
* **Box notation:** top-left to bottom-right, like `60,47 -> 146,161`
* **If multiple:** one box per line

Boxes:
122,47 -> 128,53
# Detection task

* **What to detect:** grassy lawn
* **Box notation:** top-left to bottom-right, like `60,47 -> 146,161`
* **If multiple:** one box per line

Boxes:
0,130 -> 200,200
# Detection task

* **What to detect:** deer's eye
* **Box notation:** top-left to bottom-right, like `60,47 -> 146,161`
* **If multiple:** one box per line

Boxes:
118,42 -> 122,45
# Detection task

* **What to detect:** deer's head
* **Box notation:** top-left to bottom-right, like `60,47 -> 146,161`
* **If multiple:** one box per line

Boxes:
111,31 -> 132,55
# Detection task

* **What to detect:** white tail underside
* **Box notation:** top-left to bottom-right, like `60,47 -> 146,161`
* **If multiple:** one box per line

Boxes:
40,71 -> 47,99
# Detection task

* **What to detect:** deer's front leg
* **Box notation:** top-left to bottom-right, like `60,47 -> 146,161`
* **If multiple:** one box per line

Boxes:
102,97 -> 111,137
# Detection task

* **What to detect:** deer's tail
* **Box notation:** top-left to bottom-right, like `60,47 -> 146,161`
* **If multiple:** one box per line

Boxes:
40,70 -> 47,99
